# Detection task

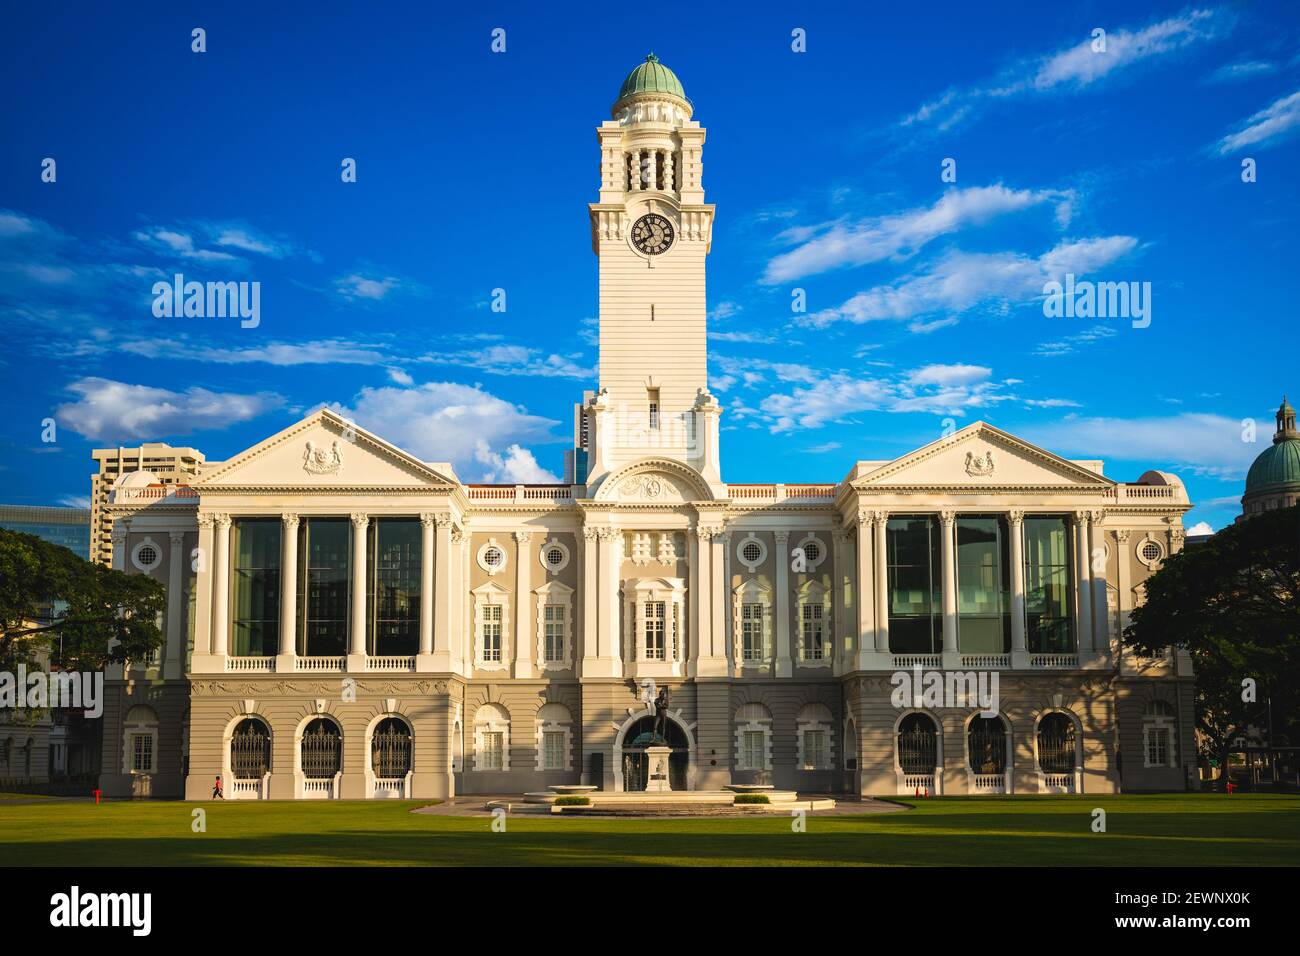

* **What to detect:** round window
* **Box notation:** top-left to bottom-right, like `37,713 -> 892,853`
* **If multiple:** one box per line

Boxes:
137,545 -> 158,566
1140,541 -> 1162,562
742,542 -> 762,563
132,541 -> 161,571
803,542 -> 821,563
483,547 -> 504,569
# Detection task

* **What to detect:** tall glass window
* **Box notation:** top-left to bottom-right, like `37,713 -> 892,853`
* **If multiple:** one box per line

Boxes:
299,519 -> 350,657
955,516 -> 1011,654
367,518 -> 420,656
887,516 -> 942,654
1023,516 -> 1074,653
232,519 -> 280,656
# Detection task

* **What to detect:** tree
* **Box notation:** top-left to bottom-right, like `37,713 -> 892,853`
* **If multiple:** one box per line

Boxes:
0,528 -> 166,672
1124,505 -> 1300,780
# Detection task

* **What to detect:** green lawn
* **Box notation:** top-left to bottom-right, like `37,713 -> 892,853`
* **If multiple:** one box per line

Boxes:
1,794 -> 1296,866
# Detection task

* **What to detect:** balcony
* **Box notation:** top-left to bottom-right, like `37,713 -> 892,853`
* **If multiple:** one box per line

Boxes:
466,484 -> 573,504
726,483 -> 838,504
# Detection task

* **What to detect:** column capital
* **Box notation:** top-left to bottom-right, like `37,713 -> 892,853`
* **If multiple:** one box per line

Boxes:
350,512 -> 369,529
168,530 -> 186,546
1074,508 -> 1091,524
872,508 -> 889,524
855,510 -> 874,528
1089,508 -> 1106,523
450,527 -> 465,544
197,513 -> 215,530
1008,508 -> 1025,524
940,509 -> 957,526
282,513 -> 300,530
211,513 -> 231,529
773,530 -> 790,544
583,526 -> 601,541
1115,528 -> 1131,542
513,530 -> 533,543
596,526 -> 620,541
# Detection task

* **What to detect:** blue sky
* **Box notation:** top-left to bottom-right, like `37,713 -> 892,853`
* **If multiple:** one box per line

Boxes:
2,1 -> 1298,532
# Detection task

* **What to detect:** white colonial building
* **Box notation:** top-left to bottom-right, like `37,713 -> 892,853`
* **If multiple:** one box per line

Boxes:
97,55 -> 1197,801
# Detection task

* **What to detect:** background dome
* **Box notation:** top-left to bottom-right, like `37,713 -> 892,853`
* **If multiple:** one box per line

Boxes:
616,54 -> 687,104
1245,439 -> 1300,493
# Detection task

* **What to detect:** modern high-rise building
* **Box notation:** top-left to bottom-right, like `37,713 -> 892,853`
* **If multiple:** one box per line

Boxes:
0,504 -> 91,559
89,443 -> 205,566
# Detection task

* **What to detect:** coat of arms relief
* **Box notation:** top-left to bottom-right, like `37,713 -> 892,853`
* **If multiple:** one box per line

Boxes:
964,450 -> 995,477
303,439 -> 344,475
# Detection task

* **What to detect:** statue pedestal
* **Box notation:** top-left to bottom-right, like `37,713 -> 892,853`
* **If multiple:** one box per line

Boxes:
644,745 -> 673,792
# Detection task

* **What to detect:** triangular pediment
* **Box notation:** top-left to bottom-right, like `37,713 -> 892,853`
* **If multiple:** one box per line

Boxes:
855,422 -> 1113,490
195,409 -> 458,490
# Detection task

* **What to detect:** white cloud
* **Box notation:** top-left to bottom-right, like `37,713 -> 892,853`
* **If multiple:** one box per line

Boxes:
475,443 -> 559,483
1216,89 -> 1300,153
1185,521 -> 1215,535
331,381 -> 562,481
386,367 -> 414,386
1206,59 -> 1277,84
763,185 -> 1072,284
58,495 -> 91,509
133,227 -> 238,262
333,273 -> 403,300
1027,412 -> 1259,480
805,441 -> 842,454
802,236 -> 1138,328
418,344 -> 593,380
121,337 -> 393,367
55,377 -> 280,441
1034,324 -> 1118,356
709,301 -> 742,320
908,364 -> 991,387
902,9 -> 1230,133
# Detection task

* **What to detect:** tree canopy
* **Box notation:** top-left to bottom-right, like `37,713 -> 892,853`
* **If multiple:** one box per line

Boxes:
0,527 -> 166,671
1124,506 -> 1300,764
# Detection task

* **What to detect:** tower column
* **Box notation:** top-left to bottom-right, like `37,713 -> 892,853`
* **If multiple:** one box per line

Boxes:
416,513 -> 436,671
774,531 -> 792,677
854,512 -> 876,669
211,514 -> 230,662
164,531 -> 186,679
514,531 -> 534,678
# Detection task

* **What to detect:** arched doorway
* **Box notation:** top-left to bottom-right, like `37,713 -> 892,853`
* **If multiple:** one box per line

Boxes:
618,715 -> 690,792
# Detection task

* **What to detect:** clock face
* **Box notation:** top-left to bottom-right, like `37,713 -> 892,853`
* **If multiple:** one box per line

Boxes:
630,214 -> 675,255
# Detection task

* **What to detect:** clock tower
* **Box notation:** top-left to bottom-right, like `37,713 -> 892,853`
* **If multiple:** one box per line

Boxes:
583,54 -> 721,491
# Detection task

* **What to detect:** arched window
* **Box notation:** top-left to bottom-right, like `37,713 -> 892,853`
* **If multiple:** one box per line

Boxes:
796,703 -> 834,770
1143,699 -> 1176,768
371,717 -> 412,778
535,703 -> 572,772
897,713 -> 938,774
123,705 -> 159,775
1037,712 -> 1076,774
473,703 -> 510,771
967,716 -> 1007,774
300,718 -> 342,778
230,717 -> 271,779
734,702 -> 773,772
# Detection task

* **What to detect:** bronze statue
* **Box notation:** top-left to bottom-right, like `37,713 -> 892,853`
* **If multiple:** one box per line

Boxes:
653,687 -> 669,742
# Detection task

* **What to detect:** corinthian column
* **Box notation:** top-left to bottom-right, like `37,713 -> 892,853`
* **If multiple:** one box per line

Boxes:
1073,510 -> 1093,654
347,513 -> 368,671
416,513 -> 436,672
940,510 -> 959,666
1008,510 -> 1028,667
855,512 -> 876,669
276,514 -> 299,672
1090,509 -> 1109,656
164,531 -> 185,679
211,514 -> 231,663
874,511 -> 890,655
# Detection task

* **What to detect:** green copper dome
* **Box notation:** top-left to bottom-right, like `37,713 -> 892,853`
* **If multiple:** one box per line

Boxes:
1245,395 -> 1300,494
1246,439 -> 1300,492
616,53 -> 687,103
